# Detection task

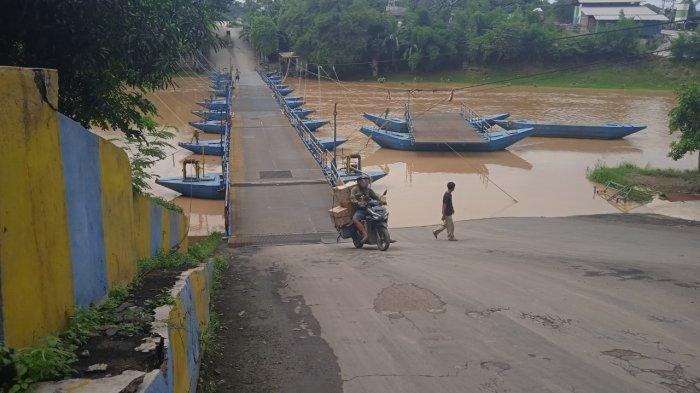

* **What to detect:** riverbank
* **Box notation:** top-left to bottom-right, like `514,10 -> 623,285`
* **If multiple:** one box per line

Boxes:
588,162 -> 700,202
378,59 -> 699,91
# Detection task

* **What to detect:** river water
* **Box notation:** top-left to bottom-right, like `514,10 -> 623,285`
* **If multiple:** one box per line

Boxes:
144,51 -> 695,232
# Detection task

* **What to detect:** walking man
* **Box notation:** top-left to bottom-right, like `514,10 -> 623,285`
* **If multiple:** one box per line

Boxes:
235,67 -> 240,84
433,182 -> 456,241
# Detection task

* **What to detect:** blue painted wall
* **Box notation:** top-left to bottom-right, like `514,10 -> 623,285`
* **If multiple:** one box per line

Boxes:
170,210 -> 181,249
59,115 -> 108,307
150,204 -> 163,255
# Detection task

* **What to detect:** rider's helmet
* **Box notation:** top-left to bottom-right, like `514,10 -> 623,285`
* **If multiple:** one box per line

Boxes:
357,174 -> 370,187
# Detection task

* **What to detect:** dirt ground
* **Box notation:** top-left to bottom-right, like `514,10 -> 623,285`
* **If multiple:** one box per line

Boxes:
629,173 -> 700,201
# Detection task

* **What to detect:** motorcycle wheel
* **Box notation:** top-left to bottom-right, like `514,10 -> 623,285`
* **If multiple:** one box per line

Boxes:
352,233 -> 364,249
377,227 -> 390,251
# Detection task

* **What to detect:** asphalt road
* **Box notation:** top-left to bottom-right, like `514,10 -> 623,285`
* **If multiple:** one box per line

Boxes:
215,214 -> 699,393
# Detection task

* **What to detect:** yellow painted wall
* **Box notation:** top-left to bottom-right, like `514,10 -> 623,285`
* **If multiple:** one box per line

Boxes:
179,214 -> 189,252
132,194 -> 152,261
169,298 -> 189,393
189,272 -> 208,331
99,139 -> 137,288
0,67 -> 75,348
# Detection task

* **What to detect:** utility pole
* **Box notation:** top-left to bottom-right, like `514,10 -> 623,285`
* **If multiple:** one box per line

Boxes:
333,102 -> 338,169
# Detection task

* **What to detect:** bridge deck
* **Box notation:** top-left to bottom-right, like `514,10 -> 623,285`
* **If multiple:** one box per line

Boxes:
411,113 -> 485,143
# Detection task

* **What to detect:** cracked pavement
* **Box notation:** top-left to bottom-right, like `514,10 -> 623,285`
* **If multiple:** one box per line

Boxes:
215,214 -> 699,392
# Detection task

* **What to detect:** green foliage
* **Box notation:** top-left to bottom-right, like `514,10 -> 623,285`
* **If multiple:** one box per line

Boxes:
2,337 -> 78,393
671,32 -> 700,62
121,117 -> 176,193
668,83 -> 700,169
587,162 -> 654,202
148,195 -> 184,214
0,0 -> 221,190
249,14 -> 279,57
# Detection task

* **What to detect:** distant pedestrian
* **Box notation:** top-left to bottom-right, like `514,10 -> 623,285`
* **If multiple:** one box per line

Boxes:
235,68 -> 240,83
433,182 -> 456,241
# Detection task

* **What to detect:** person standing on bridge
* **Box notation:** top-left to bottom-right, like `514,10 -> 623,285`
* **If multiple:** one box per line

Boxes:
433,182 -> 457,241
235,68 -> 240,84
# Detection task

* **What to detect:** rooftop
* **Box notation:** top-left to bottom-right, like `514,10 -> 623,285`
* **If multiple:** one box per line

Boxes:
581,5 -> 669,20
578,0 -> 641,3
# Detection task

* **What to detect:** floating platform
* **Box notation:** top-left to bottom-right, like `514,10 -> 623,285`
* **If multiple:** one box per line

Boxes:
360,112 -> 533,152
336,169 -> 387,183
494,120 -> 646,139
178,140 -> 224,156
156,173 -> 225,199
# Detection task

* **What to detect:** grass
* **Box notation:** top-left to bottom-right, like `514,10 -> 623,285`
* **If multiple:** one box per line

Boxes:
198,255 -> 229,393
148,195 -> 184,214
587,162 -> 699,203
379,59 -> 700,91
2,233 -> 223,392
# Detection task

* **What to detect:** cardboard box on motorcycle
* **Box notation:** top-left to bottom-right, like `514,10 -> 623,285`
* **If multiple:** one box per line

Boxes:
329,181 -> 387,229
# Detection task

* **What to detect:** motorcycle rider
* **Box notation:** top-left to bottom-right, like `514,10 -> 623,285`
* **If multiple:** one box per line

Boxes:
351,175 -> 383,243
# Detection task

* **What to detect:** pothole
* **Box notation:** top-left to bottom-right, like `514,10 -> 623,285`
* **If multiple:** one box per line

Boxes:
373,283 -> 445,313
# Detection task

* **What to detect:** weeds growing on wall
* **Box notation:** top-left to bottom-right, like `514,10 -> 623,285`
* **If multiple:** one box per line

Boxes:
1,233 -> 222,393
198,255 -> 229,393
148,195 -> 184,214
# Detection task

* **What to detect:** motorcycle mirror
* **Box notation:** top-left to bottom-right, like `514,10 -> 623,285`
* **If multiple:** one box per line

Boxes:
382,190 -> 388,196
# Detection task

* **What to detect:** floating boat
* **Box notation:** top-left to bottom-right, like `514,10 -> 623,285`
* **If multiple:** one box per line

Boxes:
493,120 -> 646,139
178,139 -> 224,156
303,119 -> 329,132
190,120 -> 227,134
277,88 -> 294,96
274,84 -> 289,90
362,113 -> 408,133
191,110 -> 227,121
317,137 -> 348,151
210,88 -> 228,97
337,169 -> 387,183
363,112 -> 511,133
156,173 -> 225,199
285,99 -> 305,109
360,126 -> 533,152
466,113 -> 511,131
196,99 -> 229,111
291,108 -> 315,119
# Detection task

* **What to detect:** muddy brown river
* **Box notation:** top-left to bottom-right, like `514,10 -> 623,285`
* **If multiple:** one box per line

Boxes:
141,72 -> 695,233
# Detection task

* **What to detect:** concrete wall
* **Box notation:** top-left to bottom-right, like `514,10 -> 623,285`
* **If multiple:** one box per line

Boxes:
34,263 -> 213,393
0,67 -> 189,348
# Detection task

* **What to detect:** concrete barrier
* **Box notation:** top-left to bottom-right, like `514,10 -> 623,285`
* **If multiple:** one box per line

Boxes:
0,66 -> 189,348
33,263 -> 214,393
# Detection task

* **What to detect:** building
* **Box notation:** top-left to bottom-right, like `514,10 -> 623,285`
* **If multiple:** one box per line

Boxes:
573,0 -> 669,36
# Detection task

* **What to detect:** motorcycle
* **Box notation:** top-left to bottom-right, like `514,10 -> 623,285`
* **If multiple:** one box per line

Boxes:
337,191 -> 391,251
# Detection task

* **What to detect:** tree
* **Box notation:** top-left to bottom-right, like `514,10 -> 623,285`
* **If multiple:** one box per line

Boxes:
668,83 -> 700,170
249,14 -> 279,58
0,0 -> 222,191
670,32 -> 700,63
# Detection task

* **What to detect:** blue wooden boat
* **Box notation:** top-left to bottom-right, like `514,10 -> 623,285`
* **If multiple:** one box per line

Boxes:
303,119 -> 329,132
277,88 -> 294,96
190,120 -> 227,134
178,140 -> 224,156
466,113 -> 511,131
493,120 -> 646,139
317,137 -> 347,151
156,173 -> 225,199
274,84 -> 289,90
337,169 -> 387,183
285,99 -> 305,109
364,112 -> 511,133
291,108 -> 315,119
197,99 -> 229,111
210,88 -> 228,97
363,113 -> 408,133
192,110 -> 227,121
268,76 -> 282,83
359,126 -> 533,152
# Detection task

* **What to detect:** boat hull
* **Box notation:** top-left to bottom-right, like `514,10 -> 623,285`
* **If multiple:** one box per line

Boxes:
317,137 -> 348,151
155,173 -> 225,199
364,112 -> 511,133
303,119 -> 329,132
494,120 -> 646,139
197,100 -> 229,111
192,110 -> 227,121
178,140 -> 224,156
190,121 -> 226,134
467,113 -> 511,131
278,88 -> 294,96
359,126 -> 533,152
285,100 -> 305,109
292,109 -> 314,119
338,169 -> 387,183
